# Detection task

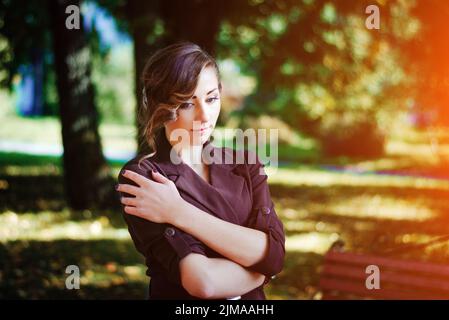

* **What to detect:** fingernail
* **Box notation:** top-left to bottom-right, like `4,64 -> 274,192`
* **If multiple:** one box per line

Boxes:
122,170 -> 127,175
115,184 -> 119,190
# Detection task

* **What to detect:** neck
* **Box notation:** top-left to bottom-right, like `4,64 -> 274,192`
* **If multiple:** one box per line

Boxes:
178,144 -> 204,167
163,129 -> 208,167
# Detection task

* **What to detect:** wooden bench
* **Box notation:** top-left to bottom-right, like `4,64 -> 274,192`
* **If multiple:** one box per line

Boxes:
319,240 -> 449,300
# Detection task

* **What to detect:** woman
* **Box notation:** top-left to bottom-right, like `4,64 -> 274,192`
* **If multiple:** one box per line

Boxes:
116,42 -> 285,300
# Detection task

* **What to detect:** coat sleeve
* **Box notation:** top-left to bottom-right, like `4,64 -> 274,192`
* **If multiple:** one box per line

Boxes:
244,151 -> 286,285
117,159 -> 207,286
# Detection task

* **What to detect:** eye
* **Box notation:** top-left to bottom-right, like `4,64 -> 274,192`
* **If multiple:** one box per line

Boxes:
206,96 -> 220,103
179,102 -> 194,109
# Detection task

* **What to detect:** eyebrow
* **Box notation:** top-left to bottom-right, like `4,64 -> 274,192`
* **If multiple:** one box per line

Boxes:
192,88 -> 218,99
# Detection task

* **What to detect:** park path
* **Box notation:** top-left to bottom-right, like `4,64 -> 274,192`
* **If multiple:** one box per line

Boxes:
0,140 -> 136,163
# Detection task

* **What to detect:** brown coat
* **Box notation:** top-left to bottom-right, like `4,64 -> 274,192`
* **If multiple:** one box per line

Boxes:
117,131 -> 285,300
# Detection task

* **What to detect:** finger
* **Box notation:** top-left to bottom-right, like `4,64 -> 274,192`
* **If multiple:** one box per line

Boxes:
120,196 -> 138,207
124,205 -> 142,217
151,170 -> 171,184
121,170 -> 151,187
117,183 -> 142,197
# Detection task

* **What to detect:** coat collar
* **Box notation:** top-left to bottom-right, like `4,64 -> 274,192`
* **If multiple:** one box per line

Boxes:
152,128 -> 239,180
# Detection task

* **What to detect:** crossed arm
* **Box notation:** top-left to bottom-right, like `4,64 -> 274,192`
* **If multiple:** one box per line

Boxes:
180,254 -> 265,299
174,201 -> 270,298
175,199 -> 269,265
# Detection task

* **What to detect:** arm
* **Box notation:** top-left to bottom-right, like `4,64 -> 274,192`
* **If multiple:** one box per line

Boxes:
179,253 -> 265,299
172,202 -> 269,268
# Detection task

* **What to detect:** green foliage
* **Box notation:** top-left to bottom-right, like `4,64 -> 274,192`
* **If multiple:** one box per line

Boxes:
218,0 -> 417,157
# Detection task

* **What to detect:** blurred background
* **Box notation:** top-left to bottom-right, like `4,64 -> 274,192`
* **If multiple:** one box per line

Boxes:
1,0 -> 449,299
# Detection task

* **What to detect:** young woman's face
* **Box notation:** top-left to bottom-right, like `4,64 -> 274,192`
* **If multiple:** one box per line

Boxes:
165,66 -> 221,147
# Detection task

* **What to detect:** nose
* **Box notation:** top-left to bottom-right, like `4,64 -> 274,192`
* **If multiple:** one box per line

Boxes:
195,101 -> 210,122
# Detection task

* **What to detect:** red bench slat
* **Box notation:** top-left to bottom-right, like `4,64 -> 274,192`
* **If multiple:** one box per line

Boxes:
320,277 -> 449,300
319,244 -> 449,300
321,264 -> 449,293
324,251 -> 449,277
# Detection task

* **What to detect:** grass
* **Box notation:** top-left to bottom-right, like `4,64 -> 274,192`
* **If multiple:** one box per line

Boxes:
0,113 -> 137,156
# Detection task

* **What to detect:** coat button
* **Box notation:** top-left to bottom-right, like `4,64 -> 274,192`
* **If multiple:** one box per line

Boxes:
165,227 -> 175,237
261,206 -> 271,215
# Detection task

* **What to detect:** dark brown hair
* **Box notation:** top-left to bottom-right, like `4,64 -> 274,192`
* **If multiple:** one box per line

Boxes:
137,41 -> 222,167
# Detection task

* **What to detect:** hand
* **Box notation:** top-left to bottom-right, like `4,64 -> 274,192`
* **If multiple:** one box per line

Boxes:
117,169 -> 185,224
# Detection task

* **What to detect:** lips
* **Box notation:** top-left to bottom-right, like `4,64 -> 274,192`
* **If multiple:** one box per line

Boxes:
191,126 -> 210,132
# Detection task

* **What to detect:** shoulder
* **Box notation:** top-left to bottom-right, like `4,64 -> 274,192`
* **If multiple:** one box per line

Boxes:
117,154 -> 157,183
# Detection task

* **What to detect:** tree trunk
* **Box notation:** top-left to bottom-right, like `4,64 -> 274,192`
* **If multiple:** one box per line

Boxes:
49,0 -> 118,210
125,0 -> 160,155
